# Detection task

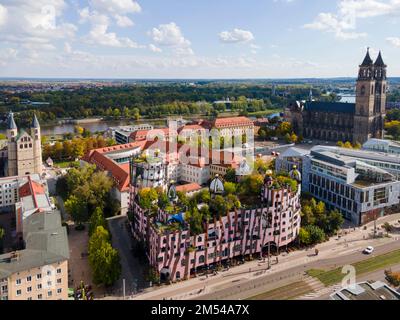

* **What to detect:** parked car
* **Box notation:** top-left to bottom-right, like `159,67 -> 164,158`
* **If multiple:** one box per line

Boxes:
363,246 -> 374,254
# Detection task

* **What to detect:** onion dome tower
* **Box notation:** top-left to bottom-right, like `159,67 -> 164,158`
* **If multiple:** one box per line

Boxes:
209,174 -> 224,196
289,165 -> 302,182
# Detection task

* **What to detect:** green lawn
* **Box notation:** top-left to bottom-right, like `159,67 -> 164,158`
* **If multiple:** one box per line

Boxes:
248,109 -> 282,117
307,249 -> 400,286
54,160 -> 79,168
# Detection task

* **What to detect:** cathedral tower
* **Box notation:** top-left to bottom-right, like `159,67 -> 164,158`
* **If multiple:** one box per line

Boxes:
6,112 -> 42,177
353,49 -> 386,144
6,112 -> 18,176
31,114 -> 43,175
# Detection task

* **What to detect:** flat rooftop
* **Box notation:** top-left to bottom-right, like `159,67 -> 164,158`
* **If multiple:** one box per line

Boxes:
331,281 -> 400,300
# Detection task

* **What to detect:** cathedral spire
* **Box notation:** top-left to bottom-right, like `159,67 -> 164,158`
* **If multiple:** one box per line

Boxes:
374,51 -> 386,67
360,48 -> 373,66
7,112 -> 17,130
31,113 -> 40,128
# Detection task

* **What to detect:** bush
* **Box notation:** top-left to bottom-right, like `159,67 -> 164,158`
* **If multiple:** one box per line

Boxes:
304,225 -> 326,244
385,270 -> 400,287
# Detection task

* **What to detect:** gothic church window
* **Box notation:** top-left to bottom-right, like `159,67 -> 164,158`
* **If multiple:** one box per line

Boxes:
361,86 -> 366,95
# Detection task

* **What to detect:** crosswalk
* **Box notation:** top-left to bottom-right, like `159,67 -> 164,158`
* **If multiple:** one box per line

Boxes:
295,276 -> 342,300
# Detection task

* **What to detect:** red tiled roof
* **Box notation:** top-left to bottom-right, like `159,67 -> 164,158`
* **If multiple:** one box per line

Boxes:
19,180 -> 45,198
82,141 -> 147,162
87,151 -> 130,192
176,183 -> 202,193
130,128 -> 171,141
178,124 -> 206,133
212,116 -> 254,128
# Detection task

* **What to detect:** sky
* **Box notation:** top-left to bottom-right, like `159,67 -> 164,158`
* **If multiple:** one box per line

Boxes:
0,0 -> 400,79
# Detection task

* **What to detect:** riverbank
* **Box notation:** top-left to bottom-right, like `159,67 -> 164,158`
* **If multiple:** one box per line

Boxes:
0,108 -> 282,136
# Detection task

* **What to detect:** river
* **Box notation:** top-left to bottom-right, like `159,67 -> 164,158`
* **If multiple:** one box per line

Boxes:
0,118 -> 168,136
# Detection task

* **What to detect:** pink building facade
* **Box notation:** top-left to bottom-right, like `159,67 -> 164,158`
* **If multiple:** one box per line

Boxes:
130,176 -> 301,282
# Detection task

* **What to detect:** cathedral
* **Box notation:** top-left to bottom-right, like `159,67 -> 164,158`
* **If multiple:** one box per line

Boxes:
3,112 -> 43,177
285,49 -> 387,144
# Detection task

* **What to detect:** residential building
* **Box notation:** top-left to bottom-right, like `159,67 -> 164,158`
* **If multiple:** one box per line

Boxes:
0,210 -> 69,300
130,170 -> 301,282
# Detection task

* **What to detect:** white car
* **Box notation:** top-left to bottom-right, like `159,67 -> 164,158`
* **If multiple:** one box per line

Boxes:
363,246 -> 374,254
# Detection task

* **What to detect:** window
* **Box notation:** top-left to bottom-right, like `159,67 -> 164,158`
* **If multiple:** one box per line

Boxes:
48,291 -> 52,297
57,288 -> 62,294
57,279 -> 62,284
16,289 -> 21,296
37,284 -> 42,290
57,268 -> 62,274
16,279 -> 21,286
27,276 -> 32,282
36,274 -> 42,280
38,294 -> 43,300
27,287 -> 32,293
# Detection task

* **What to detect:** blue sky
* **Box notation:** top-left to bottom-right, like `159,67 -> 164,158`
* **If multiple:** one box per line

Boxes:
0,0 -> 399,78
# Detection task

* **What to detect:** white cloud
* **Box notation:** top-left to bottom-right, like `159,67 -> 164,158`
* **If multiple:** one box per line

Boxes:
150,22 -> 190,47
79,8 -> 141,48
219,28 -> 254,43
305,0 -> 400,40
149,44 -> 162,53
88,0 -> 141,27
89,0 -> 141,15
0,48 -> 18,66
149,22 -> 194,55
0,4 -> 7,27
387,37 -> 400,47
304,12 -> 366,39
115,14 -> 134,27
0,1 -> 77,43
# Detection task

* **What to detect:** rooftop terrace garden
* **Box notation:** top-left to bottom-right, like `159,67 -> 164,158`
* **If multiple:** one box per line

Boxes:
136,168 -> 298,236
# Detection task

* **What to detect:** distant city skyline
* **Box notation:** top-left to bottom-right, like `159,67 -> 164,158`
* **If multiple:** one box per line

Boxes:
0,0 -> 400,78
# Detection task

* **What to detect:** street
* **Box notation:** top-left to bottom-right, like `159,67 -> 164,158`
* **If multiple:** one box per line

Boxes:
107,216 -> 149,297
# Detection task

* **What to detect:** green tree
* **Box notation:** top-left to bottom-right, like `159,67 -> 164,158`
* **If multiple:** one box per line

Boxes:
138,188 -> 158,209
0,133 -> 6,140
298,227 -> 311,246
324,210 -> 344,235
301,204 -> 315,226
305,225 -> 326,244
89,207 -> 106,236
186,207 -> 204,235
224,182 -> 237,195
224,168 -> 237,183
210,195 -> 228,216
86,171 -> 114,208
177,191 -> 190,208
197,189 -> 211,204
226,194 -> 241,211
88,226 -> 121,286
65,195 -> 88,227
